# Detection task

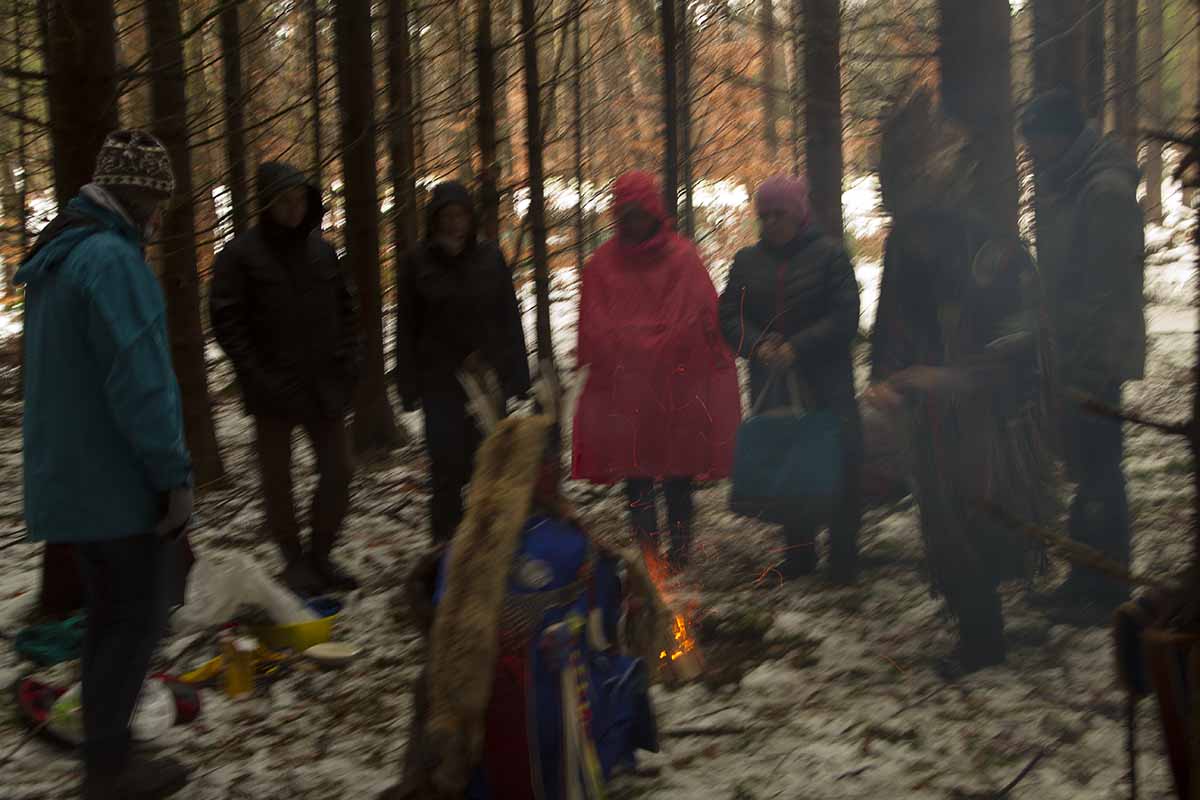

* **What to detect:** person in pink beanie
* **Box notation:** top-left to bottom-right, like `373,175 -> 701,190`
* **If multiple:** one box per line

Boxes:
718,174 -> 864,583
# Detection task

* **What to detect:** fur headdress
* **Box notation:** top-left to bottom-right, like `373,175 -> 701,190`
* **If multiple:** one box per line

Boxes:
878,88 -> 975,219
423,358 -> 574,793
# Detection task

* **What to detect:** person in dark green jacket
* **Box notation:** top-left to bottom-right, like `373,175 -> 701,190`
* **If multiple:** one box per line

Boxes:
1023,88 -> 1147,622
16,130 -> 193,799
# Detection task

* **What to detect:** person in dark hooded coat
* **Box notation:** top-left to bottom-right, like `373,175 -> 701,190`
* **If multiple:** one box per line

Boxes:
210,162 -> 363,596
394,181 -> 531,543
1022,88 -> 1147,621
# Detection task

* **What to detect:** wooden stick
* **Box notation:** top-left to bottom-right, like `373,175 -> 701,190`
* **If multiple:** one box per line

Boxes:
997,749 -> 1047,797
661,725 -> 748,738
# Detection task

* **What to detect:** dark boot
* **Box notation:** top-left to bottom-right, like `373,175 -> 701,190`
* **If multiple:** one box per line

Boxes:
779,529 -> 818,580
311,552 -> 361,593
280,557 -> 325,598
939,589 -> 1006,680
83,754 -> 189,800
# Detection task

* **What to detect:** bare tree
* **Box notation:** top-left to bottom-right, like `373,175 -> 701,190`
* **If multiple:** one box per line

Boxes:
679,0 -> 696,237
520,0 -> 553,362
662,0 -> 680,218
938,0 -> 1020,235
762,0 -> 779,159
334,0 -> 401,454
145,0 -> 225,485
1113,0 -> 1138,154
219,0 -> 250,236
308,0 -> 323,186
43,0 -> 120,208
804,0 -> 844,237
1144,0 -> 1165,225
1033,0 -> 1087,97
478,0 -> 501,242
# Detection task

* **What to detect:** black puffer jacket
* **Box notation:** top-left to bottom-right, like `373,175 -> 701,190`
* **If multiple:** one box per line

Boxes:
718,228 -> 861,413
394,182 -> 530,406
210,162 -> 362,420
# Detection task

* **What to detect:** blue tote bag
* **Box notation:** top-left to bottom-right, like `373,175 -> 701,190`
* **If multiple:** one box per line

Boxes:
729,370 -> 844,525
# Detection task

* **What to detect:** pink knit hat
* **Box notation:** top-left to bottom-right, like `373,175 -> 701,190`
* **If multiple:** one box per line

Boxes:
754,174 -> 812,228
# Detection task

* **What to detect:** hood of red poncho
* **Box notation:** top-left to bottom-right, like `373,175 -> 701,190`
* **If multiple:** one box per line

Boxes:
612,170 -> 668,224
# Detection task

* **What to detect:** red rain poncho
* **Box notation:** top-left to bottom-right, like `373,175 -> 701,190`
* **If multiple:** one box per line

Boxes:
572,171 -> 741,483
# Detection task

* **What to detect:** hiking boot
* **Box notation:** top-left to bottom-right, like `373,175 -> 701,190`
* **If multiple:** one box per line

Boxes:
311,554 -> 361,593
935,639 -> 1006,682
779,548 -> 818,581
779,530 -> 818,580
83,754 -> 189,800
280,558 -> 325,598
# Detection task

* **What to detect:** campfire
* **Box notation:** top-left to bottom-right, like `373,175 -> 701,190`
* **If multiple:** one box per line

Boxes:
639,546 -> 704,682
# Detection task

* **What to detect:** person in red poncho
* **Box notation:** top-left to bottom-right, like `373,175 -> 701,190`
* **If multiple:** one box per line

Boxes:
572,171 -> 741,572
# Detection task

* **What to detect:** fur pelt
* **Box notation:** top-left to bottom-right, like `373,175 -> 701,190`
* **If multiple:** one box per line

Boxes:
425,414 -> 556,795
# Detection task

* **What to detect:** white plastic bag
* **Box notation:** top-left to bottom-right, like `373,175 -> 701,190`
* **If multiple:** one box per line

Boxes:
50,678 -> 176,744
172,555 -> 316,633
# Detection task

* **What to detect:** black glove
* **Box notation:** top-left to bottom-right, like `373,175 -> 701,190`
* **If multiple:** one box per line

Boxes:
402,395 -> 421,413
155,486 -> 194,539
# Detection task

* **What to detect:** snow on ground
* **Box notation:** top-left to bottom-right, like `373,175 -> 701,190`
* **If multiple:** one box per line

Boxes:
0,178 -> 1196,799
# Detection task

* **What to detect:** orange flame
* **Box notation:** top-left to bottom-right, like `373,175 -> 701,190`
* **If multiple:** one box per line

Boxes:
641,545 -> 697,665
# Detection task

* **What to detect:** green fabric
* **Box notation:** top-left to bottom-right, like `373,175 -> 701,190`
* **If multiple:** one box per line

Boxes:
15,615 -> 86,667
14,195 -> 192,543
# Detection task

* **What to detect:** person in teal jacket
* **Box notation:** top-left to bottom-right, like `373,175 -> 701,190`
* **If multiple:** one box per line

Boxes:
16,130 -> 193,800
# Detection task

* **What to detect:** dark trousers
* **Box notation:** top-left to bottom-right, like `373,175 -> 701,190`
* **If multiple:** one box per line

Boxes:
423,392 -> 484,544
76,535 -> 170,776
1061,381 -> 1132,600
255,415 -> 353,563
784,411 -> 864,570
625,478 -> 694,547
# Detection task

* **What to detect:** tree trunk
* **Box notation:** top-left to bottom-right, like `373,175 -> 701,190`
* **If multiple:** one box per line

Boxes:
389,0 -> 419,314
308,0 -> 323,185
13,0 -> 30,271
679,0 -> 695,238
789,0 -> 804,176
335,0 -> 400,454
804,0 -> 844,237
1033,0 -> 1088,97
1086,0 -> 1106,122
572,0 -> 587,264
938,0 -> 1020,236
1033,0 -> 1088,251
413,3 -> 427,167
1113,0 -> 1138,154
478,0 -> 501,242
43,0 -> 119,208
1144,0 -> 1165,225
145,0 -> 225,487
761,0 -> 779,160
520,0 -> 553,363
609,0 -> 645,144
219,0 -> 250,237
661,0 -> 680,218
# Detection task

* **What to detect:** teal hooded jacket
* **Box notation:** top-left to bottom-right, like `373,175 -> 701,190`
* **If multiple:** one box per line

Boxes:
15,194 -> 192,543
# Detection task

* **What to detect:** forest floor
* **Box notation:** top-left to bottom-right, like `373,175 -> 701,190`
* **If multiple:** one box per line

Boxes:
0,193 -> 1196,798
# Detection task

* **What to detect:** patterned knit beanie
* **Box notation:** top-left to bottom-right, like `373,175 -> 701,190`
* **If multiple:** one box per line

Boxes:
93,130 -> 175,198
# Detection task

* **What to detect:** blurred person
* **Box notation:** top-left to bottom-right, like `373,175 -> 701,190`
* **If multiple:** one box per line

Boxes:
380,393 -> 658,800
866,92 -> 1059,676
210,162 -> 363,596
1022,87 -> 1146,623
16,130 -> 192,798
572,170 -> 741,572
394,181 -> 530,544
718,174 -> 864,583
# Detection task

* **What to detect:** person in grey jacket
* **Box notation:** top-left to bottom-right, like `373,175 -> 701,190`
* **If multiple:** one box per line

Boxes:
1023,88 -> 1147,621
